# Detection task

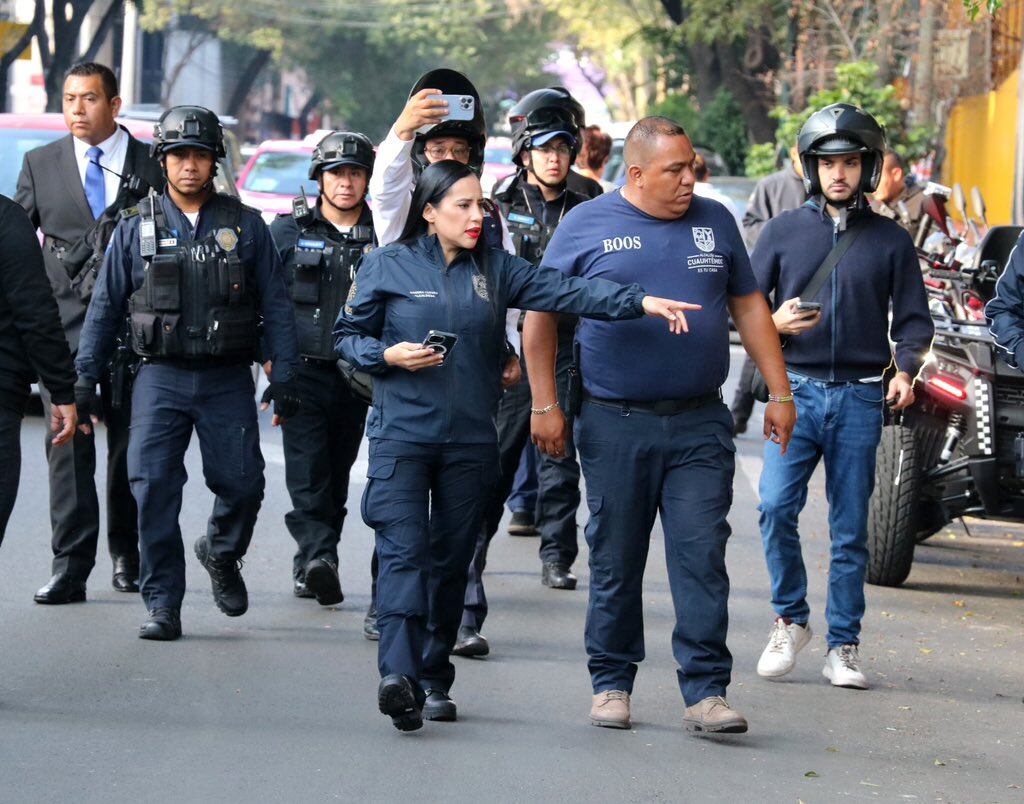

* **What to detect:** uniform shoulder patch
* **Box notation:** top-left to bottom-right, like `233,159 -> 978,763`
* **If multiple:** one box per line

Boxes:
120,206 -> 140,220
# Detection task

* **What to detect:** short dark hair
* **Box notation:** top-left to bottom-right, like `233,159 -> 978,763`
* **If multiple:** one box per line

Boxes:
581,125 -> 612,172
693,153 -> 709,181
884,149 -> 907,173
623,116 -> 688,166
64,62 -> 118,101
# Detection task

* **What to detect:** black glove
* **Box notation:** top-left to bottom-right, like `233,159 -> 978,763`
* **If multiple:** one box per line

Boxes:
262,380 -> 302,419
74,381 -> 98,421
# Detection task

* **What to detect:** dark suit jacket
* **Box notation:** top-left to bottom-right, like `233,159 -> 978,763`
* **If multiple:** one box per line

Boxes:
15,127 -> 164,353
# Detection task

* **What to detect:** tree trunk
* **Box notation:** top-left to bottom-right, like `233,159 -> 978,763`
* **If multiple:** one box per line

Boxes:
297,89 -> 321,136
875,0 -> 894,84
0,13 -> 37,112
226,48 -> 271,118
914,0 -> 937,125
79,0 -> 123,64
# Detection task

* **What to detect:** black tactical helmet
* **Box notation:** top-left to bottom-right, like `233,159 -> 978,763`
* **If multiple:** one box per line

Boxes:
408,68 -> 487,173
509,87 -> 585,164
797,102 -> 886,195
309,131 -> 375,179
152,105 -> 226,158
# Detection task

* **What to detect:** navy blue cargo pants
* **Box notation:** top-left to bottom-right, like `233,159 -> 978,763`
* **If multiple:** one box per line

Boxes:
127,362 -> 265,612
575,396 -> 735,706
362,438 -> 497,692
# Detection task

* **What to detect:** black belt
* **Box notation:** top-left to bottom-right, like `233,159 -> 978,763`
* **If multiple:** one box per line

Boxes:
583,389 -> 722,416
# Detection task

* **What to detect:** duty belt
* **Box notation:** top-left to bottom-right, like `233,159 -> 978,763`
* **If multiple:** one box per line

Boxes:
583,389 -> 722,416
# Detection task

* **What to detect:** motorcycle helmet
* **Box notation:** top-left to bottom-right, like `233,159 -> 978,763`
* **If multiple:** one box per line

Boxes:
408,68 -> 486,174
797,102 -> 886,196
508,87 -> 584,165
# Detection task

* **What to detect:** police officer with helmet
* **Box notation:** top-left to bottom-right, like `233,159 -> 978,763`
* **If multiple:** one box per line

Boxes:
456,87 -> 591,656
76,106 -> 301,641
268,131 -> 376,615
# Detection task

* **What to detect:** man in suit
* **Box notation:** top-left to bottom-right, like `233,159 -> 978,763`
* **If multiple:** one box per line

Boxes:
15,62 -> 164,603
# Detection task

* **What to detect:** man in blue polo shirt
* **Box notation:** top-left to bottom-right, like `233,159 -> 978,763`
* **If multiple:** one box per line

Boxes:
525,116 -> 794,734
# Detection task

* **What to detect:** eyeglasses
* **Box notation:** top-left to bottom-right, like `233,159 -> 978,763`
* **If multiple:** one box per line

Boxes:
425,144 -> 472,161
533,143 -> 572,157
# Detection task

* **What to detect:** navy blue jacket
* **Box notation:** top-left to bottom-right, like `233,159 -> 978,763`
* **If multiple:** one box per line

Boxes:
751,201 -> 933,381
76,192 -> 300,385
335,235 -> 646,444
985,230 -> 1024,367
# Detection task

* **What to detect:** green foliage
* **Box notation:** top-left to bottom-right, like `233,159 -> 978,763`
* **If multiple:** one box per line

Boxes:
963,0 -> 1004,20
745,142 -> 778,178
756,61 -> 936,176
649,88 -> 749,174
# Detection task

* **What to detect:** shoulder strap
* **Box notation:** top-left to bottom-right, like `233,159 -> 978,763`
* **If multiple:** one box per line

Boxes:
799,222 -> 866,303
210,194 -> 243,229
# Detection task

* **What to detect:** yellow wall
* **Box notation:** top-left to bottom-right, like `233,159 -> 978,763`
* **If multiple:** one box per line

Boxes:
944,68 -> 1019,225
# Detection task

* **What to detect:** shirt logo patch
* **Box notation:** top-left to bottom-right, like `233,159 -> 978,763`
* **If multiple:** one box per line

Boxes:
693,227 -> 715,253
602,236 -> 642,253
472,272 -> 490,302
409,290 -> 438,299
158,238 -> 177,248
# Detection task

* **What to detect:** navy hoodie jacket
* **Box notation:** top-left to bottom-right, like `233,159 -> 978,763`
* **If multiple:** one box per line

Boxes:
984,229 -> 1024,367
751,201 -> 933,381
334,235 -> 645,444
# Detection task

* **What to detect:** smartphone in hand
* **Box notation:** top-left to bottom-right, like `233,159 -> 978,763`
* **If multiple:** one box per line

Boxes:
422,330 -> 459,362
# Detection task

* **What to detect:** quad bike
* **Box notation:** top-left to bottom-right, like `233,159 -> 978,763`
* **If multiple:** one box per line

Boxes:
867,183 -> 1024,586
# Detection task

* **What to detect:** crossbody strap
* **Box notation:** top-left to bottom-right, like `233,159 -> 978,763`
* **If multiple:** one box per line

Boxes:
798,222 -> 865,303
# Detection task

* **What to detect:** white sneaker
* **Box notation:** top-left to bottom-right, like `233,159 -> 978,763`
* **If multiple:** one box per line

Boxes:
757,618 -> 813,678
822,644 -> 869,689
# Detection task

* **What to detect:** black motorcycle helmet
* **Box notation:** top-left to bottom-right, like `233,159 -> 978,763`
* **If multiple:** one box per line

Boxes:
797,102 -> 886,196
152,105 -> 226,159
509,86 -> 584,165
408,68 -> 487,174
309,131 -> 375,179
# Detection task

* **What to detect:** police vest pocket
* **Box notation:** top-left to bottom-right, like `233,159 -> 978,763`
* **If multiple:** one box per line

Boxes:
146,254 -> 181,312
208,308 -> 255,356
291,265 -> 321,305
366,458 -> 397,480
131,312 -> 158,348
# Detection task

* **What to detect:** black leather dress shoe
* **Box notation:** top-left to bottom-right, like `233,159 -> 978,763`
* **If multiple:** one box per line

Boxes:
423,689 -> 457,722
541,562 -> 578,590
34,573 -> 86,604
194,536 -> 248,616
293,575 -> 315,598
111,555 -> 140,593
452,625 -> 489,657
303,557 -> 344,606
363,606 -> 380,641
139,608 -> 182,641
507,510 -> 539,536
378,674 -> 424,732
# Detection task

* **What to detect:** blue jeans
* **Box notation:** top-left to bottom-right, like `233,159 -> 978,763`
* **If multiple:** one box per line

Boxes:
758,372 -> 883,649
506,443 -> 538,513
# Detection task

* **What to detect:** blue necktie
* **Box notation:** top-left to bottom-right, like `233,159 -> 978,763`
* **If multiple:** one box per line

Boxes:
84,145 -> 105,218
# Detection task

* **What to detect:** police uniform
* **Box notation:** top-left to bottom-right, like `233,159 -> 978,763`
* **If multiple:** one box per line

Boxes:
335,230 -> 646,729
461,172 -> 588,634
269,199 -> 374,603
542,190 -> 758,709
75,106 -> 299,639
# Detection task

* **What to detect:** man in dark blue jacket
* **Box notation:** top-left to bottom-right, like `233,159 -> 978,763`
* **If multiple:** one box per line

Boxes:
984,231 -> 1024,365
77,106 -> 300,640
751,104 -> 932,690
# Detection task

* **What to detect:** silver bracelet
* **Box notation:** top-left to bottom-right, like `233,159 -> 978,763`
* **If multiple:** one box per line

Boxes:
531,402 -> 559,415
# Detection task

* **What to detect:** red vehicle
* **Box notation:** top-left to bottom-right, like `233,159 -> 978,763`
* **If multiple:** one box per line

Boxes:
236,132 -> 332,223
0,111 -> 239,200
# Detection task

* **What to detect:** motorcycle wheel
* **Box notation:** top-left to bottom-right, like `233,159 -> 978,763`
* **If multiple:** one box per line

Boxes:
867,424 -> 920,586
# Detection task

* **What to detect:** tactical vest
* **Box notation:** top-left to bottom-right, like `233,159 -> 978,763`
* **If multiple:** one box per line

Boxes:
128,194 -> 258,361
287,213 -> 375,361
496,176 -> 585,332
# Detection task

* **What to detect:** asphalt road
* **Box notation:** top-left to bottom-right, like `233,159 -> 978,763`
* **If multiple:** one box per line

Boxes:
1,349 -> 1022,803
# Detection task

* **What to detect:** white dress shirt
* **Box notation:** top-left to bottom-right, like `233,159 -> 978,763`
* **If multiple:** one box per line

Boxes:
73,124 -> 129,208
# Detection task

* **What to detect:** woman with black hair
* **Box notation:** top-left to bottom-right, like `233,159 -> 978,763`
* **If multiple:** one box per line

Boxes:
335,160 -> 699,732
